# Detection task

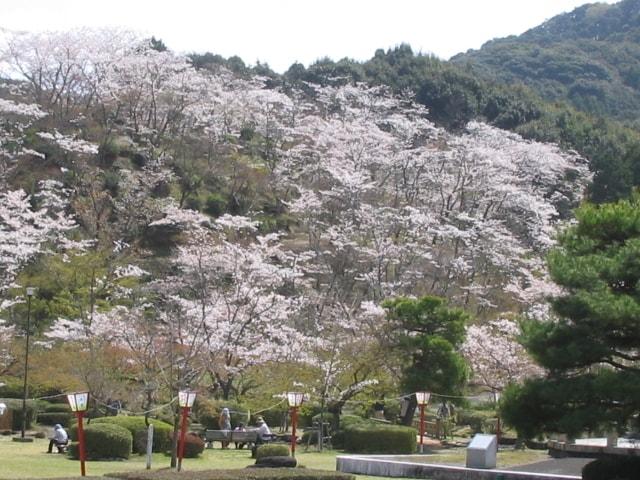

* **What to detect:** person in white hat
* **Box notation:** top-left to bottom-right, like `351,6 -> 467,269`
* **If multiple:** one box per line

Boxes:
47,424 -> 68,453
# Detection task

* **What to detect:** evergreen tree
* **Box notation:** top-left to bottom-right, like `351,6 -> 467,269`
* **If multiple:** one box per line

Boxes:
502,195 -> 640,438
384,296 -> 468,424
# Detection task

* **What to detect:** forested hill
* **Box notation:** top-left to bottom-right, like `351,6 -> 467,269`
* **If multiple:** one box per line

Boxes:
451,0 -> 640,126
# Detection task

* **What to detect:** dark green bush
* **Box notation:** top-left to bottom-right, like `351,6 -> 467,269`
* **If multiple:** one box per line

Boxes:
256,444 -> 290,459
99,138 -> 120,165
185,196 -> 202,211
343,424 -> 417,454
37,412 -> 72,426
43,403 -> 71,413
68,423 -> 132,460
133,426 -> 172,454
90,416 -> 172,453
204,194 -> 227,217
177,432 -> 205,458
582,456 -> 640,480
109,467 -> 355,480
456,409 -> 496,433
0,398 -> 37,430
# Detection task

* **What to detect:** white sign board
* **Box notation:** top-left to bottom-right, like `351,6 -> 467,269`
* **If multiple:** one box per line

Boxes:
466,434 -> 497,469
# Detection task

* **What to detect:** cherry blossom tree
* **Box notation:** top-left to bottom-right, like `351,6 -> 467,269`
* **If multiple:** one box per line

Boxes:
462,318 -> 543,394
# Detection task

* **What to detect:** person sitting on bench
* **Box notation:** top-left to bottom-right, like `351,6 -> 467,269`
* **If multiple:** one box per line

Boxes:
47,424 -> 68,453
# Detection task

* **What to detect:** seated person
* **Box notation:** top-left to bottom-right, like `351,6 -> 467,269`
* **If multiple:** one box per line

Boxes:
251,417 -> 273,457
255,417 -> 272,443
234,422 -> 247,449
47,424 -> 68,453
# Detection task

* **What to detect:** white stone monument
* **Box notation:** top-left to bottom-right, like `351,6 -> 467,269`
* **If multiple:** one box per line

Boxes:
466,433 -> 497,469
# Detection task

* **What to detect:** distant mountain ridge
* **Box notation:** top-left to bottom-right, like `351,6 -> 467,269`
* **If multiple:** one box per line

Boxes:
452,0 -> 640,126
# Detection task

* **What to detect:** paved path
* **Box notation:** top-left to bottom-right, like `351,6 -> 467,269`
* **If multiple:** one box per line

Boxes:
509,457 -> 596,476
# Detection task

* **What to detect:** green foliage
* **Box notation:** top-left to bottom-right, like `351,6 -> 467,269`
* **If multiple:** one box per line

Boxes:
42,403 -> 71,413
383,296 -> 468,396
90,416 -> 172,453
452,0 -> 640,125
342,424 -> 417,454
204,193 -> 227,217
503,196 -> 640,438
99,138 -> 120,166
132,425 -> 173,454
194,399 -> 246,430
37,412 -> 72,426
0,398 -> 37,430
582,456 -> 640,480
177,432 -> 205,458
255,444 -> 290,459
68,423 -> 132,459
455,409 -> 496,434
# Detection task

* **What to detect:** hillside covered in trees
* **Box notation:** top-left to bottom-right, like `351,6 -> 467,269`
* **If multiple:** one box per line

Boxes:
452,0 -> 640,126
0,29 -> 587,410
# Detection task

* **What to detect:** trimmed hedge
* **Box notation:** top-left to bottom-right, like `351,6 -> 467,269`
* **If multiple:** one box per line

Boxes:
90,416 -> 172,453
343,424 -> 417,454
43,403 -> 71,413
456,409 -> 496,433
582,456 -> 640,480
37,412 -> 72,426
109,468 -> 355,480
256,444 -> 290,459
68,423 -> 132,460
177,432 -> 205,458
0,398 -> 37,430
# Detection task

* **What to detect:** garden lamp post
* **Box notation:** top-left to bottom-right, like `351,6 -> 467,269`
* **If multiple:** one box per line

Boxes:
19,287 -> 36,440
415,391 -> 431,453
177,390 -> 196,472
67,391 -> 89,477
494,391 -> 501,445
286,392 -> 305,457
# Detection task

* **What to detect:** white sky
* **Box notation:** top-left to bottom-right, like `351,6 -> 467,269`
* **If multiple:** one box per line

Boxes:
0,0 -> 620,73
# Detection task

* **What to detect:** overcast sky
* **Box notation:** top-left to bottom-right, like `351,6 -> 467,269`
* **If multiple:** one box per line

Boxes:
0,0 -> 620,72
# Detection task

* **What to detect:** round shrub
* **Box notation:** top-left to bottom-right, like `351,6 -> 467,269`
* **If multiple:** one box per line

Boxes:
204,194 -> 227,217
343,425 -> 417,454
256,444 -> 290,459
133,425 -> 172,454
68,423 -> 132,460
90,416 -> 172,453
456,409 -> 496,433
582,456 -> 640,480
177,433 -> 205,458
43,403 -> 71,413
37,412 -> 72,426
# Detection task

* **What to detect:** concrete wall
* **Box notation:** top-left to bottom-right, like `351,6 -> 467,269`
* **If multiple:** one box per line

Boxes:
336,455 -> 580,480
548,440 -> 640,458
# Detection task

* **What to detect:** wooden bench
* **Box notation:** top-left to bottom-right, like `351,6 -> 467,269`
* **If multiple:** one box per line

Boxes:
204,430 -> 260,448
231,431 -> 258,444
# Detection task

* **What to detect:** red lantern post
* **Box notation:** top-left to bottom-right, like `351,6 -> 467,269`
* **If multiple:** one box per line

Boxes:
286,392 -> 305,457
177,390 -> 196,472
415,392 -> 431,453
67,392 -> 89,476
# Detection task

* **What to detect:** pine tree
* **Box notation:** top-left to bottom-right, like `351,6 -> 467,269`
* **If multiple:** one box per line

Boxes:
502,195 -> 640,438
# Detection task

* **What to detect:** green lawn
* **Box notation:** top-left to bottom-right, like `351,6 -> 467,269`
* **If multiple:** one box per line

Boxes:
0,437 -> 342,479
0,436 -> 550,480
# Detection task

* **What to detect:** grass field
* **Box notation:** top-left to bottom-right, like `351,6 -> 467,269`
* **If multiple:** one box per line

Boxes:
0,436 -> 550,479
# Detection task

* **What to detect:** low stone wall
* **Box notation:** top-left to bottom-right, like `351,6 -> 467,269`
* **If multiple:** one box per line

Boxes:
336,455 -> 580,480
548,440 -> 640,458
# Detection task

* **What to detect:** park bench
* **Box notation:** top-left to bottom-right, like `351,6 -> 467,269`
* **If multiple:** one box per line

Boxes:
204,429 -> 261,448
204,430 -> 231,448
